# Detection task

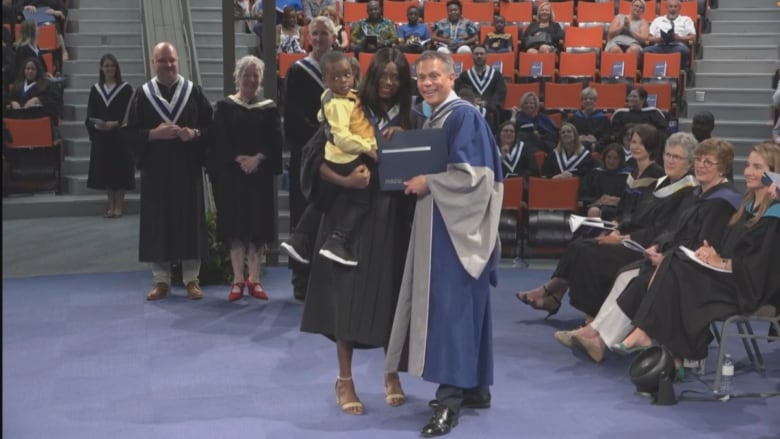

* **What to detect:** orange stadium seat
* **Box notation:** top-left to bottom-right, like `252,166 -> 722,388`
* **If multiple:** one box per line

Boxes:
543,82 -> 583,112
462,1 -> 494,24
600,51 -> 639,84
278,53 -> 306,79
486,51 -> 517,81
590,82 -> 628,111
504,82 -> 541,110
576,1 -> 614,34
640,82 -> 673,112
500,1 -> 533,29
384,1 -> 416,24
558,52 -> 597,84
343,2 -> 367,24
563,26 -> 603,54
517,52 -> 556,82
550,1 -> 575,28
424,1 -> 448,23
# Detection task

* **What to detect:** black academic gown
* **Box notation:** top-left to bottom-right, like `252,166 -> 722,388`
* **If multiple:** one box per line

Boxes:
501,140 -> 539,179
455,66 -> 507,120
213,96 -> 283,246
122,78 -> 213,263
8,78 -> 60,123
540,147 -> 596,178
579,167 -> 630,217
570,110 -> 610,153
85,82 -> 135,190
629,205 -> 780,360
557,176 -> 696,317
609,107 -> 668,141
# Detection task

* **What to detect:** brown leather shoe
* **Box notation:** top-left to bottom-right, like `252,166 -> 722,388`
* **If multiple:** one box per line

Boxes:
186,281 -> 204,300
146,283 -> 170,301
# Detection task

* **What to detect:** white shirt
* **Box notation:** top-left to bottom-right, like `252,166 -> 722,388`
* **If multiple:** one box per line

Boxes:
649,14 -> 696,38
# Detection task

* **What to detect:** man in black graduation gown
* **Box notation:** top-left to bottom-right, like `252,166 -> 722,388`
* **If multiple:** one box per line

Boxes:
454,44 -> 506,130
122,42 -> 213,301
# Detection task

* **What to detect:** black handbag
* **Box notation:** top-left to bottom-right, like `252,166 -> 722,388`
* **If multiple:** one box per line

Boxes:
523,33 -> 552,50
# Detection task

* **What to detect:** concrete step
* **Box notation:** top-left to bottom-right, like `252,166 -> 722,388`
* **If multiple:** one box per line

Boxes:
701,33 -> 780,47
63,104 -> 88,121
191,6 -> 222,21
63,88 -> 91,106
694,59 -> 780,74
67,19 -> 141,34
719,0 -> 779,8
694,72 -> 769,89
708,8 -> 780,20
691,120 -> 774,139
64,173 -> 141,196
64,138 -> 91,157
1,193 -> 141,220
685,102 -> 773,122
700,45 -> 779,60
198,59 -> 226,74
685,88 -> 773,105
66,73 -> 145,89
194,32 -> 257,47
66,33 -> 142,46
60,121 -> 89,139
711,20 -> 780,34
69,45 -> 143,61
63,156 -> 90,174
190,0 -> 220,7
71,0 -> 139,8
63,59 -> 146,75
200,72 -> 226,90
68,8 -> 140,20
197,45 -> 253,59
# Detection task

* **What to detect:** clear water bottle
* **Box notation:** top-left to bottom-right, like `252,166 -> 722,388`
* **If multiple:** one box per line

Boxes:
720,354 -> 734,397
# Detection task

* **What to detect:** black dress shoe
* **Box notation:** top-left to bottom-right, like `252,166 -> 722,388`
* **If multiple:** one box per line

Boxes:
421,406 -> 458,437
428,397 -> 491,410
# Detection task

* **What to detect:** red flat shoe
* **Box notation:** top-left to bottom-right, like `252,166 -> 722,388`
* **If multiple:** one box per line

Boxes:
228,282 -> 244,302
246,281 -> 268,300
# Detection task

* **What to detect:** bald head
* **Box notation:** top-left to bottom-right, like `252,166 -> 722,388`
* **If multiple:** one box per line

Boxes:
151,42 -> 179,86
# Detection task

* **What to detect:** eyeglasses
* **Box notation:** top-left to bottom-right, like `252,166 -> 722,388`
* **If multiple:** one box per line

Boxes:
694,157 -> 719,168
664,152 -> 688,162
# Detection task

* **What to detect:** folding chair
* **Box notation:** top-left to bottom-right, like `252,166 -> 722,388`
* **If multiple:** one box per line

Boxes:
504,82 -> 541,110
563,26 -> 603,55
641,52 -> 683,105
278,53 -> 307,79
710,305 -> 780,394
619,0 -> 657,22
384,1 -> 416,24
543,82 -> 583,117
500,1 -> 533,30
590,82 -> 628,111
576,1 -> 614,35
640,82 -> 673,113
343,2 -> 368,25
600,51 -> 639,85
550,1 -> 575,28
359,52 -> 375,78
451,53 -> 474,76
526,176 -> 580,255
424,1 -> 448,23
500,177 -> 526,259
486,51 -> 517,81
3,116 -> 62,194
517,51 -> 556,83
462,1 -> 494,24
558,52 -> 597,85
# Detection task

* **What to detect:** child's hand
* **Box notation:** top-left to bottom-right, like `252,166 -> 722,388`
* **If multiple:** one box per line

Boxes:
366,150 -> 378,162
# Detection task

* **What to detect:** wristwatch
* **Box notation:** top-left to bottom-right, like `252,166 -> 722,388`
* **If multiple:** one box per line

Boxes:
193,128 -> 201,138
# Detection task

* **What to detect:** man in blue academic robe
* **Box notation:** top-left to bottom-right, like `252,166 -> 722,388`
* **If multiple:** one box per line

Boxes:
385,50 -> 503,437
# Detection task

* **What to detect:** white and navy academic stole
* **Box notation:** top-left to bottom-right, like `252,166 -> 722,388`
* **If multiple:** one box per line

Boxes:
555,148 -> 590,173
653,175 -> 698,199
366,104 -> 400,131
227,94 -> 274,110
141,75 -> 193,123
297,56 -> 324,90
22,81 -> 35,97
94,81 -> 129,107
503,141 -> 524,174
424,98 -> 471,129
467,67 -> 497,96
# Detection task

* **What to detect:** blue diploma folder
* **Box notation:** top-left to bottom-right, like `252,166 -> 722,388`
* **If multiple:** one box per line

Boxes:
378,128 -> 448,191
22,7 -> 56,25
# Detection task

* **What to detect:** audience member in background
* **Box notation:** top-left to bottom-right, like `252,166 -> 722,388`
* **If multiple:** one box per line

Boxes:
319,6 -> 349,51
301,48 -> 420,416
20,0 -> 69,62
455,44 -> 506,127
516,125 -> 675,319
432,0 -> 479,54
350,0 -> 397,54
570,86 -> 611,153
618,124 -> 636,163
497,120 -> 540,179
510,91 -> 558,152
484,15 -> 513,54
457,87 -> 499,134
276,6 -> 307,54
6,57 -> 60,129
610,87 -> 667,142
616,142 -> 780,364
645,0 -> 696,68
579,143 -> 630,219
605,0 -> 649,55
2,21 -> 16,101
85,54 -> 134,219
122,42 -> 213,301
251,0 -> 304,52
213,55 -> 282,302
398,5 -> 431,54
559,137 -> 744,363
282,16 -> 336,301
303,0 -> 337,25
541,122 -> 595,179
521,1 -> 563,54
14,20 -> 49,77
690,110 -> 714,143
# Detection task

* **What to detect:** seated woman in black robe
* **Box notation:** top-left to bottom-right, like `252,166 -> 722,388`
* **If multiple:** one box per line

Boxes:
579,143 -> 631,220
6,57 -> 61,138
510,91 -> 558,152
610,87 -> 667,143
540,122 -> 595,179
571,87 -> 611,153
555,138 -> 744,362
614,142 -> 780,363
497,120 -> 539,180
515,127 -> 688,319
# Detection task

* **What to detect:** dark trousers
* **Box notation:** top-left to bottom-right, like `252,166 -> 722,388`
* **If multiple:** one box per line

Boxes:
435,385 -> 491,416
324,157 -> 370,241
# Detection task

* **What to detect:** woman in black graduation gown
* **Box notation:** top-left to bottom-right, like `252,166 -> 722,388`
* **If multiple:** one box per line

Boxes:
300,48 -> 421,415
516,127 -> 688,319
85,54 -> 134,218
579,143 -> 630,219
616,142 -> 780,361
540,122 -> 596,179
213,55 -> 282,302
497,120 -> 539,179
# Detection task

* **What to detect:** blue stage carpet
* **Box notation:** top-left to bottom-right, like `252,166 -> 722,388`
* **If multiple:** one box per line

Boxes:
3,267 -> 779,438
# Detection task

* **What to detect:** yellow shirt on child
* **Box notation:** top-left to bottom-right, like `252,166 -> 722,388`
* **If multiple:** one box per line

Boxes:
318,89 -> 377,164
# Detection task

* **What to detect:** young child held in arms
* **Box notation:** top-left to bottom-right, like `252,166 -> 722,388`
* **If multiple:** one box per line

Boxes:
281,51 -> 377,267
